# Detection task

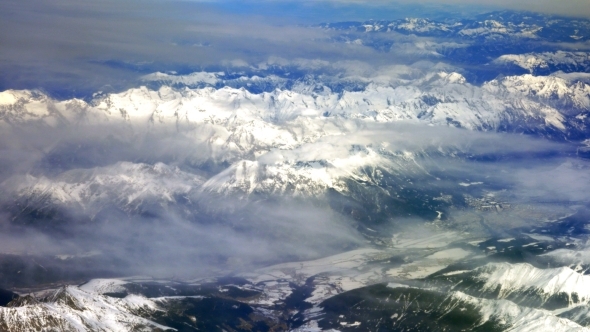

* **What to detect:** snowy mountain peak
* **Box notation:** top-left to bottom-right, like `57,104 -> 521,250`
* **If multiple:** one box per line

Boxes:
475,262 -> 590,305
0,281 -> 171,332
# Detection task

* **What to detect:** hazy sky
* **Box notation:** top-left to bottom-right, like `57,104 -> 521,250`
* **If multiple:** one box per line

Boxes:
306,0 -> 590,18
1,0 -> 589,97
425,0 -> 590,17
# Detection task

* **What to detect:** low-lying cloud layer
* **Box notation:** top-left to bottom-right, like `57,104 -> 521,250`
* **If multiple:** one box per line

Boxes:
0,98 -> 586,278
2,0 -> 590,285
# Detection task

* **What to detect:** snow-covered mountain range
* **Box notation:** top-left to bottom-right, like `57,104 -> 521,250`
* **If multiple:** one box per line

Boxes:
0,285 -> 170,332
4,69 -> 588,139
318,11 -> 590,42
1,68 -> 587,233
494,52 -> 590,76
5,236 -> 590,331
